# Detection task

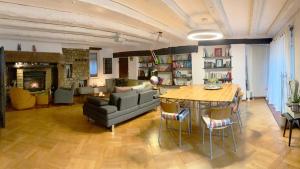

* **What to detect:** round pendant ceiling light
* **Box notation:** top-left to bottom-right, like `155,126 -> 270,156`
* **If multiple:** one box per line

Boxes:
187,29 -> 223,41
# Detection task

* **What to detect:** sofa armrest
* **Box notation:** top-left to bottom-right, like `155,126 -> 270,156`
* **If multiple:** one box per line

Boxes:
87,96 -> 108,106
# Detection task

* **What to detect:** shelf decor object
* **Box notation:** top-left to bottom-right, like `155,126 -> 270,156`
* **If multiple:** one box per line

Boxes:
216,59 -> 223,68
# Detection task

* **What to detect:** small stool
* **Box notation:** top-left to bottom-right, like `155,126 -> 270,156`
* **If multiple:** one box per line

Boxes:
36,92 -> 49,106
283,113 -> 300,146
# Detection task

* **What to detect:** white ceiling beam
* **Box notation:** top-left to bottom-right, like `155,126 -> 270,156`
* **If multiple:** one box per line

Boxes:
161,0 -> 197,28
0,18 -> 155,45
203,0 -> 233,36
0,1 -> 169,44
0,27 -> 140,47
78,0 -> 186,40
0,34 -> 146,51
267,0 -> 300,36
249,0 -> 265,35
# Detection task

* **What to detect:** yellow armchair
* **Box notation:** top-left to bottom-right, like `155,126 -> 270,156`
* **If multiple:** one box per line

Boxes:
9,88 -> 36,110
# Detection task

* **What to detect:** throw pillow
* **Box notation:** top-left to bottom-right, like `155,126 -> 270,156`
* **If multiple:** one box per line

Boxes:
115,86 -> 132,93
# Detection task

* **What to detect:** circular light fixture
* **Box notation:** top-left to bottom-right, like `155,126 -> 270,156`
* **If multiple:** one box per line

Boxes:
187,29 -> 223,41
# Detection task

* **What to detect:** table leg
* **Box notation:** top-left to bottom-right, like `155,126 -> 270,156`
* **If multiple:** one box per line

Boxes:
283,118 -> 288,137
289,120 -> 293,146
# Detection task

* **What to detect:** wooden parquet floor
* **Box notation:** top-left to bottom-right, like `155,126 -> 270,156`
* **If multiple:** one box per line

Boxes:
1,99 -> 300,169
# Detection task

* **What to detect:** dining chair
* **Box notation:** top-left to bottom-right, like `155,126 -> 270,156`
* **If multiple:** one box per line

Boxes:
202,107 -> 237,159
158,101 -> 191,147
231,90 -> 244,132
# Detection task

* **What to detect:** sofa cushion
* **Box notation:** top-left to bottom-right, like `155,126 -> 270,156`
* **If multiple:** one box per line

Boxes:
115,86 -> 132,93
87,96 -> 108,106
118,93 -> 139,111
131,84 -> 144,91
138,90 -> 156,104
109,91 -> 137,106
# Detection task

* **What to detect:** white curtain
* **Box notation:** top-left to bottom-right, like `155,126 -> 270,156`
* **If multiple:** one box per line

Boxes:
267,34 -> 289,113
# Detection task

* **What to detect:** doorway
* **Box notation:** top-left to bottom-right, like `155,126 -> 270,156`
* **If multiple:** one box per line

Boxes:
119,58 -> 128,78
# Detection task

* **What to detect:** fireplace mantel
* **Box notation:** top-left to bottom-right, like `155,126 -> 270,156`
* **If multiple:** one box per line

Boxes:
4,51 -> 63,63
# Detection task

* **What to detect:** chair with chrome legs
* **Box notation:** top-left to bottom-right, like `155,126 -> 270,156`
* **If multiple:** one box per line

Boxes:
202,107 -> 237,159
231,90 -> 244,132
158,101 -> 192,147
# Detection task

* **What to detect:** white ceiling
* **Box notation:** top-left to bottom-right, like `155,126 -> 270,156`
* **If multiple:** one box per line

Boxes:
0,0 -> 299,51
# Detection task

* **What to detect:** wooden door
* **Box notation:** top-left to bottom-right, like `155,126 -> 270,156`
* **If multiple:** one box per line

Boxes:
119,58 -> 128,78
0,47 -> 6,128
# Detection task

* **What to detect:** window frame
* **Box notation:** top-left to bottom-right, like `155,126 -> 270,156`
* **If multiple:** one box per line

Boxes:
89,52 -> 98,77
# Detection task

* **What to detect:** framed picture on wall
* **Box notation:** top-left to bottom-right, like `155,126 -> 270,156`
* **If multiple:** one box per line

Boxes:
65,64 -> 72,78
103,58 -> 112,74
216,59 -> 223,68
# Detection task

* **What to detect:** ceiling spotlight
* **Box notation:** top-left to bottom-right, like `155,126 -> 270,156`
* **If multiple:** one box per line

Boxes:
187,29 -> 223,41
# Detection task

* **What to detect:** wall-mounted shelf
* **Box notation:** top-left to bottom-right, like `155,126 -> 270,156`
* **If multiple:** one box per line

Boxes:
203,67 -> 232,70
203,56 -> 232,59
138,56 -> 154,80
154,53 -> 192,86
203,45 -> 232,84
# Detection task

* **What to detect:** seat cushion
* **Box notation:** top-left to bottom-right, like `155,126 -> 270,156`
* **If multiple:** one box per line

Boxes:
202,116 -> 232,128
36,93 -> 49,105
97,105 -> 118,114
162,108 -> 189,121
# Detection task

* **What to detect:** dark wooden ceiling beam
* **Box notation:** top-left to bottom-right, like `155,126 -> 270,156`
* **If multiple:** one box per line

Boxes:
198,38 -> 272,46
113,45 -> 198,58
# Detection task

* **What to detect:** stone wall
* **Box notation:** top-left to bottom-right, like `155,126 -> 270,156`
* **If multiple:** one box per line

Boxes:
58,48 -> 89,87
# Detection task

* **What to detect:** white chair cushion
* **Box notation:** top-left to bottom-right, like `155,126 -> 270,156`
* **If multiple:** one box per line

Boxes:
202,116 -> 232,128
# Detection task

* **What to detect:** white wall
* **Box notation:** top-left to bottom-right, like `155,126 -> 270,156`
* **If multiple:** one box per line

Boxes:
0,39 -> 62,53
231,44 -> 246,99
246,44 -> 269,97
192,46 -> 204,84
128,57 -> 139,79
89,48 -> 119,86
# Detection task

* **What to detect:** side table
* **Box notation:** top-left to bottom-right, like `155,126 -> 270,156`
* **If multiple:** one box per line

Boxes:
283,113 -> 300,146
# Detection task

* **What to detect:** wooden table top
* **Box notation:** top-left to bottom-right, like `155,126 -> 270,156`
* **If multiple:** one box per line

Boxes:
160,84 -> 238,102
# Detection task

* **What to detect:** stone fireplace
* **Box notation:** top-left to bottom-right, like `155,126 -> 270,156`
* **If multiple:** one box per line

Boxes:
16,67 -> 52,92
23,71 -> 46,92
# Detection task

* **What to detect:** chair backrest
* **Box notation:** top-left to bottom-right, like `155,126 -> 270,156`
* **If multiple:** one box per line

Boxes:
235,87 -> 241,97
160,101 -> 179,113
208,107 -> 231,120
236,90 -> 244,106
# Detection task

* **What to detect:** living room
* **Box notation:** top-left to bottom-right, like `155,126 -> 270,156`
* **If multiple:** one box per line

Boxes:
1,0 -> 300,168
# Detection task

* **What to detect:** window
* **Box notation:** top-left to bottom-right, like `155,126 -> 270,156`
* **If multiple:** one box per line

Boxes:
103,58 -> 112,74
89,53 -> 98,77
290,26 -> 295,80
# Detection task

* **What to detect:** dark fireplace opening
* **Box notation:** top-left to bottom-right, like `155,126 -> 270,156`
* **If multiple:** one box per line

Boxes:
23,71 -> 46,92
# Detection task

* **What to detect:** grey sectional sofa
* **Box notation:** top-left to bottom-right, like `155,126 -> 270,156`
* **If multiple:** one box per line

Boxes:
83,90 -> 160,128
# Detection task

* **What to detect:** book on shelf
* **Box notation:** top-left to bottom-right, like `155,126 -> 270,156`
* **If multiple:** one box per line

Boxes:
150,50 -> 158,64
214,48 -> 222,57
